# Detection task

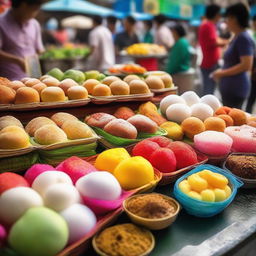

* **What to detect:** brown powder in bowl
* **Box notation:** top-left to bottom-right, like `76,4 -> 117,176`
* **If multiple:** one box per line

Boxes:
126,193 -> 176,219
95,223 -> 153,256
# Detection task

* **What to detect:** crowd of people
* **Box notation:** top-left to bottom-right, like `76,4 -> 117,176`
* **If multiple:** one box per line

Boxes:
0,0 -> 256,112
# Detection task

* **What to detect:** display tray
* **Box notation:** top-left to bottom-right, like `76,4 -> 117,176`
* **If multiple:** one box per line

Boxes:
223,152 -> 256,189
90,93 -> 154,104
150,86 -> 178,94
0,99 -> 91,111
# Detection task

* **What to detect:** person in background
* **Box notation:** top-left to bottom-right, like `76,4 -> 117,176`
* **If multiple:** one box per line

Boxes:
212,3 -> 254,109
246,15 -> 256,113
52,23 -> 69,45
115,16 -> 139,51
88,15 -> 115,71
0,0 -> 45,80
166,24 -> 191,75
143,20 -> 153,43
107,15 -> 117,40
199,4 -> 227,95
153,14 -> 174,50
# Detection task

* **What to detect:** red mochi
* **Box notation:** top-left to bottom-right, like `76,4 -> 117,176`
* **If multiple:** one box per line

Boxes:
0,172 -> 29,194
146,136 -> 171,148
167,141 -> 198,169
132,140 -> 160,160
149,148 -> 177,173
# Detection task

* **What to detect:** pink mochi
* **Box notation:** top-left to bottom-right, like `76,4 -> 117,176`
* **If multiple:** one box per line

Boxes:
194,131 -> 233,156
0,224 -> 7,246
24,164 -> 56,185
224,125 -> 256,153
56,156 -> 97,184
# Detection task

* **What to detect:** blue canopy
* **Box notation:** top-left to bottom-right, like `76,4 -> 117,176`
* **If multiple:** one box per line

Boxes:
42,0 -> 115,17
116,12 -> 153,20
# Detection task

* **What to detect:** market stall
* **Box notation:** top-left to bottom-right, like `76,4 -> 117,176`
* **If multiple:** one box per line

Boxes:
0,65 -> 256,256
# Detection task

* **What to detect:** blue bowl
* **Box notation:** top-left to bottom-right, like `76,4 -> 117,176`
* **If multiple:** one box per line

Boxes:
173,164 -> 243,217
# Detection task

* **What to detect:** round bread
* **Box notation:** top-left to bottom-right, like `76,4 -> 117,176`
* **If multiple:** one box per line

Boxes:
41,77 -> 60,87
85,113 -> 116,128
123,75 -> 141,84
39,75 -> 52,81
92,84 -> 111,96
15,87 -> 40,104
0,116 -> 23,130
25,117 -> 56,136
8,81 -> 26,91
145,75 -> 165,89
0,131 -> 30,149
24,78 -> 41,87
82,79 -> 100,94
109,81 -> 130,95
129,80 -> 150,94
0,86 -> 16,104
104,119 -> 137,139
61,120 -> 93,140
59,79 -> 78,95
32,82 -> 47,94
20,77 -> 30,83
34,124 -> 67,145
41,87 -> 66,102
102,76 -> 121,86
67,86 -> 88,100
51,112 -> 78,127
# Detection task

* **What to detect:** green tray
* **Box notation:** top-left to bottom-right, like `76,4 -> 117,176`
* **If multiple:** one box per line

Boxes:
93,127 -> 167,147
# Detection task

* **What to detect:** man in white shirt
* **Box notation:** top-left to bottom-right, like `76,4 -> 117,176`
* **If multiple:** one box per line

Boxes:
88,15 -> 115,71
154,14 -> 174,50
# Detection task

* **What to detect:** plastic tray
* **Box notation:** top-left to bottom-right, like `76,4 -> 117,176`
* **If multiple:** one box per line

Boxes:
223,152 -> 256,189
173,164 -> 243,217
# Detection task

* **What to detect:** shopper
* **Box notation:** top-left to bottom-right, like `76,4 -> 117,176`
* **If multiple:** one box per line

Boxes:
212,3 -> 255,109
115,16 -> 139,51
88,15 -> 115,71
166,24 -> 191,75
106,15 -> 117,39
142,20 -> 153,44
0,0 -> 45,80
153,14 -> 174,50
199,4 -> 227,95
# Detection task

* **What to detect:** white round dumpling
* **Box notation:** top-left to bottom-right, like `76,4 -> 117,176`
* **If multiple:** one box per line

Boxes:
191,103 -> 214,121
200,94 -> 221,111
166,103 -> 191,123
181,91 -> 200,106
160,95 -> 186,115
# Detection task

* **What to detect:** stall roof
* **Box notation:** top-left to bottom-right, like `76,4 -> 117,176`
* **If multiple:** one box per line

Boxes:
42,0 -> 115,16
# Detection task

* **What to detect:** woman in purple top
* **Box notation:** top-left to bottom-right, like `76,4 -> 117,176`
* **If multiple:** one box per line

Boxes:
0,0 -> 45,80
213,3 -> 255,109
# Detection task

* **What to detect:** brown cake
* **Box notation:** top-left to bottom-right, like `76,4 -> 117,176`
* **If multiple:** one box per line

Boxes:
226,155 -> 256,179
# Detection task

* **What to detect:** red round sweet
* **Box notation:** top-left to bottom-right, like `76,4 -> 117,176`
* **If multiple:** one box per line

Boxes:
132,140 -> 160,160
0,172 -> 29,195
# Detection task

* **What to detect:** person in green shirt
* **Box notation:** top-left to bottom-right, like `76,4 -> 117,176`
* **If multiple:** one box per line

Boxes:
166,24 -> 191,74
143,20 -> 153,43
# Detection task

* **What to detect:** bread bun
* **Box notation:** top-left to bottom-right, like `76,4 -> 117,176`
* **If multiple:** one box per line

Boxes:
8,81 -> 26,91
102,76 -> 120,86
41,77 -> 60,87
41,87 -> 66,102
0,86 -> 16,104
145,76 -> 165,89
129,80 -> 150,94
15,87 -> 40,104
110,81 -> 130,95
51,112 -> 78,127
92,84 -> 111,96
104,119 -> 137,139
32,82 -> 47,94
25,117 -> 56,136
123,75 -> 141,84
59,79 -> 78,95
24,78 -> 41,87
67,86 -> 88,100
82,79 -> 100,94
85,113 -> 116,128
0,116 -> 23,130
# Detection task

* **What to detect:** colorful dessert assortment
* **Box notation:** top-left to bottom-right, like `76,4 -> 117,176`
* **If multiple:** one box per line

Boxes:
108,63 -> 147,75
126,43 -> 167,56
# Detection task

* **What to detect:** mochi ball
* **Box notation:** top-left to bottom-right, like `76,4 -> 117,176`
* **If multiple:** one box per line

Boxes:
160,95 -> 186,115
76,171 -> 122,201
43,183 -> 81,212
60,204 -> 97,244
200,94 -> 222,111
194,131 -> 233,156
32,171 -> 72,196
0,187 -> 43,225
191,103 -> 214,121
181,91 -> 200,106
166,103 -> 191,123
